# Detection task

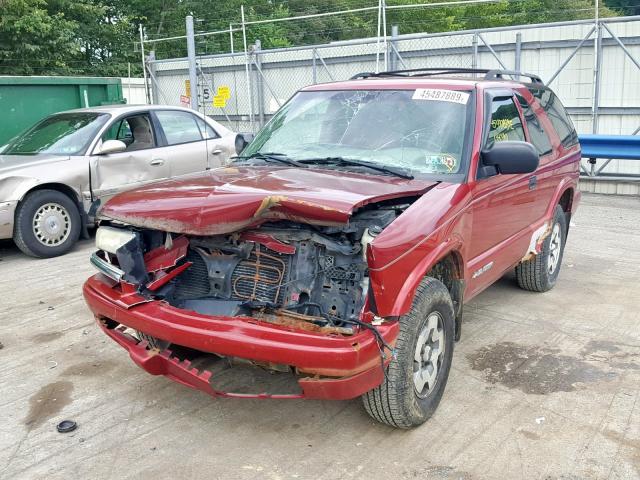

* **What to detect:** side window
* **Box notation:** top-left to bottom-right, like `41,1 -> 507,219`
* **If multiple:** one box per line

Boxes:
486,97 -> 525,149
102,115 -> 150,150
530,88 -> 578,148
156,111 -> 203,145
516,94 -> 552,156
196,117 -> 220,140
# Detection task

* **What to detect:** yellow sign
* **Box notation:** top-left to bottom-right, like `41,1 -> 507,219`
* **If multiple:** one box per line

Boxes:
184,79 -> 191,97
213,95 -> 227,108
217,85 -> 231,99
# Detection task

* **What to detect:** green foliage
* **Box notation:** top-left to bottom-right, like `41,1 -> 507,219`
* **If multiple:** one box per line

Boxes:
0,0 -> 629,76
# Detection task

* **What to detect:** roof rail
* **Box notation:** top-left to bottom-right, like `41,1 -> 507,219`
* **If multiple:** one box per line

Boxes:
350,68 -> 544,85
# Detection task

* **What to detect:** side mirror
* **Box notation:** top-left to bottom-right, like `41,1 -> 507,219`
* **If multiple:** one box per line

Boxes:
235,132 -> 255,155
98,139 -> 127,155
480,141 -> 539,176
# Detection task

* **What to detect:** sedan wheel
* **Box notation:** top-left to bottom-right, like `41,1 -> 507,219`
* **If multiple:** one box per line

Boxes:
32,203 -> 72,247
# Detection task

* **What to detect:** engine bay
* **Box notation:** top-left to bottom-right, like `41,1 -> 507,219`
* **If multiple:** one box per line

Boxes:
97,198 -> 415,334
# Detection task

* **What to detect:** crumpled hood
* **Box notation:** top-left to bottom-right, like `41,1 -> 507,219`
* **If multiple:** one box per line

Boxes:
0,154 -> 71,176
99,166 -> 438,235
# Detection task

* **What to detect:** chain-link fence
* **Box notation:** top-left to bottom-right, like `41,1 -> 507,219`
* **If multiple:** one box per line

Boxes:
143,14 -> 640,179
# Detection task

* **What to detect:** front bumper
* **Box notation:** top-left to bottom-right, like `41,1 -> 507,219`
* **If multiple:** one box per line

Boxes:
0,201 -> 17,239
83,274 -> 398,400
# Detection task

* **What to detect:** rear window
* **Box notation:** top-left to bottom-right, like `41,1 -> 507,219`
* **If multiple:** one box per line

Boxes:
516,94 -> 553,156
530,88 -> 578,149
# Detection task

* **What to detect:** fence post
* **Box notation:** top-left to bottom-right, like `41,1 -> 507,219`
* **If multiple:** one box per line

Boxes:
472,33 -> 479,72
241,5 -> 254,132
254,40 -> 265,127
139,24 -> 150,104
390,25 -> 399,71
186,15 -> 199,111
312,49 -> 317,84
592,20 -> 603,135
515,32 -> 522,76
147,51 -> 160,104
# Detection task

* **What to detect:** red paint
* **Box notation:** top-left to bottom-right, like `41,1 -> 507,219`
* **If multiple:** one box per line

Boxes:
146,262 -> 192,291
99,166 -> 436,235
239,231 -> 296,255
87,77 -> 581,401
144,236 -> 189,272
97,321 -> 387,400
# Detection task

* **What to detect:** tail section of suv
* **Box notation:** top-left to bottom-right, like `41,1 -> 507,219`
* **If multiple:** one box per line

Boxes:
83,69 -> 581,428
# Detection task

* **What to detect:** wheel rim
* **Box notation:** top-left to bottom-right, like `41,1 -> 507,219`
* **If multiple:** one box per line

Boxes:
413,312 -> 445,398
32,203 -> 71,247
547,223 -> 562,274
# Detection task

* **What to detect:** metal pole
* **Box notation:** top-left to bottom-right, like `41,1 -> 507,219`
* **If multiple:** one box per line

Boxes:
127,62 -> 131,104
186,15 -> 199,111
229,23 -> 234,54
546,27 -> 596,86
254,40 -> 265,127
241,5 -> 254,131
390,25 -> 399,71
148,51 -> 159,105
382,0 -> 388,71
312,49 -> 317,84
514,32 -> 522,76
139,24 -> 150,104
592,20 -> 603,134
472,33 -> 479,73
375,0 -> 382,73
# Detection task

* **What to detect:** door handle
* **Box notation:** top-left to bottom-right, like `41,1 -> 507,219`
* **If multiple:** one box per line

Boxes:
529,175 -> 537,190
150,158 -> 165,166
211,149 -> 223,155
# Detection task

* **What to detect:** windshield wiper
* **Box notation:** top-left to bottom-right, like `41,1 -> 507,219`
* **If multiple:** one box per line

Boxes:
299,157 -> 414,179
232,152 -> 307,168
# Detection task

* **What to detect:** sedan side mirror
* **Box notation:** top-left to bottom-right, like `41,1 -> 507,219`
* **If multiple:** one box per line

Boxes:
235,133 -> 255,155
98,139 -> 127,155
480,141 -> 539,176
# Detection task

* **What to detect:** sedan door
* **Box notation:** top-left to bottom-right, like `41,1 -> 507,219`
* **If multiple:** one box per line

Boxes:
152,110 -> 220,177
90,113 -> 169,202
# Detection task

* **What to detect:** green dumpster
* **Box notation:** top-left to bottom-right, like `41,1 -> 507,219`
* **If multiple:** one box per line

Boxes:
0,76 -> 125,146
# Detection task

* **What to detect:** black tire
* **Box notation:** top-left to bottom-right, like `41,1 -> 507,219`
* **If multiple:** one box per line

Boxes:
515,205 -> 567,292
13,189 -> 81,258
362,277 -> 455,428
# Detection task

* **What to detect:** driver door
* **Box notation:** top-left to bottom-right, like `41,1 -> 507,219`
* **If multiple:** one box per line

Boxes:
467,91 -> 538,296
90,112 -> 170,203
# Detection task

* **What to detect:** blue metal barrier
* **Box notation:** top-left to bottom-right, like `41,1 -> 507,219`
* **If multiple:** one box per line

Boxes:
578,134 -> 640,177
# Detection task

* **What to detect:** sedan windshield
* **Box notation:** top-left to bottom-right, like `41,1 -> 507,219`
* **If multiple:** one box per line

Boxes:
243,89 -> 472,177
4,112 -> 110,156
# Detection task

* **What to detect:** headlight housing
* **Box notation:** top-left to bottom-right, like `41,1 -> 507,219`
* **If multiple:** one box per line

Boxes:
95,226 -> 136,254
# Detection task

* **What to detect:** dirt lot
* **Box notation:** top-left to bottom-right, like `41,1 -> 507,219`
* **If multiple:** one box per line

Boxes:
1,193 -> 639,480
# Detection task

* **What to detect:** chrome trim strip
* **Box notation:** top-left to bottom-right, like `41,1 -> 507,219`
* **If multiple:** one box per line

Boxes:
90,252 -> 125,282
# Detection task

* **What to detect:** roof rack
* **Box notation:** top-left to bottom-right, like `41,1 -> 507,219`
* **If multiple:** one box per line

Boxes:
350,68 -> 544,85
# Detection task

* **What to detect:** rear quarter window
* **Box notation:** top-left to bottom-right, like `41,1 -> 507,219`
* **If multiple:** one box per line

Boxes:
530,88 -> 578,149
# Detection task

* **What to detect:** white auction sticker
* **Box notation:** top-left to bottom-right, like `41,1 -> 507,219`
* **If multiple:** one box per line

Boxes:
412,88 -> 470,104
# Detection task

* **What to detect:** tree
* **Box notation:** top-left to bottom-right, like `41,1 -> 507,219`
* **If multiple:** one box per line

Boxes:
0,0 -> 76,75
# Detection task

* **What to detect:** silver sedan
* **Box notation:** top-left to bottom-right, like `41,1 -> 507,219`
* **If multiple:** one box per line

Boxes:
0,104 -> 237,257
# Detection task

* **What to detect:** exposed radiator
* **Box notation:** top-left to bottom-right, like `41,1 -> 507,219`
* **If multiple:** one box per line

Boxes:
231,244 -> 287,304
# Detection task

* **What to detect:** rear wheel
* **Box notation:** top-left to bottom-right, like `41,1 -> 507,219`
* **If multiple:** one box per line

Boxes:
515,205 -> 567,292
13,189 -> 81,258
362,277 -> 455,428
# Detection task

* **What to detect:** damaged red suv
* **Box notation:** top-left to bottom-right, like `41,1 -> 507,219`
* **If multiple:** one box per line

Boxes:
83,68 -> 581,428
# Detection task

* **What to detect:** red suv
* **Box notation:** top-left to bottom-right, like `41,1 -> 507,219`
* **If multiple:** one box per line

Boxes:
83,68 -> 581,428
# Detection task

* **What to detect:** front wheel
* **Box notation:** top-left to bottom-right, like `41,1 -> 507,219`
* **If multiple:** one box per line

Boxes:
362,277 -> 455,428
515,205 -> 567,292
13,189 -> 81,258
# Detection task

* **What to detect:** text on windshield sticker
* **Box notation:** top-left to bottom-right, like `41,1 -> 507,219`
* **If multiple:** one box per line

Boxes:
412,89 -> 470,104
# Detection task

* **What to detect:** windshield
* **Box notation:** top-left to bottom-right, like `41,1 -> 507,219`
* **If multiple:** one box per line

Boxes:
243,89 -> 472,177
4,112 -> 110,156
